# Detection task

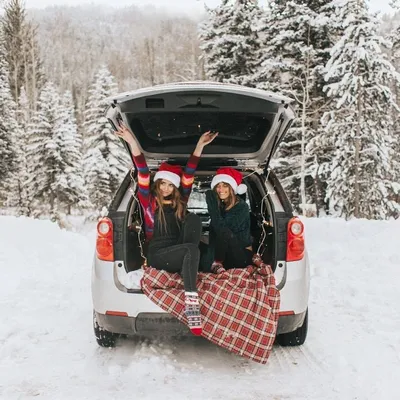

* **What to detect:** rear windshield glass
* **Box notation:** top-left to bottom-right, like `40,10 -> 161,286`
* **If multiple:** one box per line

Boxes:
127,112 -> 273,155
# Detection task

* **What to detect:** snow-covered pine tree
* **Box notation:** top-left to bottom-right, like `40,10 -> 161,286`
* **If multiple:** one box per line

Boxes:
1,0 -> 25,102
0,30 -> 18,206
26,81 -> 63,215
387,7 -> 400,208
199,0 -> 262,86
84,148 -> 112,211
1,0 -> 44,107
54,90 -> 90,214
23,21 -> 45,112
83,65 -> 129,208
323,0 -> 400,219
9,87 -> 32,215
254,0 -> 336,215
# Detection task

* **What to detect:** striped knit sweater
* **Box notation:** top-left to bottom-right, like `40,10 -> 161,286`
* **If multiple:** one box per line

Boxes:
133,153 -> 200,241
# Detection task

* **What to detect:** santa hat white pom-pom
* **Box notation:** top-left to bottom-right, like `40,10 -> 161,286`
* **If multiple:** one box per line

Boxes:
236,184 -> 247,195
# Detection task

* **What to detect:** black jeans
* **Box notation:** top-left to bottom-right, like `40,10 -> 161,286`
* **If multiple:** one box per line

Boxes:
214,227 -> 253,269
147,213 -> 202,292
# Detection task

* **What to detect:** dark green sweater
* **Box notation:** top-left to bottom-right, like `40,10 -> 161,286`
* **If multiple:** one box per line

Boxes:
206,190 -> 252,247
200,190 -> 252,271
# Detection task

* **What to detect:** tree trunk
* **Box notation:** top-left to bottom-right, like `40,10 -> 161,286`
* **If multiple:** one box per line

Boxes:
30,34 -> 38,112
300,92 -> 307,216
313,155 -> 321,218
145,38 -> 155,86
300,28 -> 311,216
23,31 -> 29,106
354,86 -> 362,218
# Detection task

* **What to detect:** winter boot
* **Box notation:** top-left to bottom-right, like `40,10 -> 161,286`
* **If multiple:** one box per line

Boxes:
184,292 -> 202,336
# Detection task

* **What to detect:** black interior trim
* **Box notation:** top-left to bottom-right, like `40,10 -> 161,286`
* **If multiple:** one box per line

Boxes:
126,111 -> 273,155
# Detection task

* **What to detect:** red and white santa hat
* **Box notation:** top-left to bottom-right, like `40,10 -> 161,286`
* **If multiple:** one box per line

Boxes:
210,167 -> 247,194
154,162 -> 182,188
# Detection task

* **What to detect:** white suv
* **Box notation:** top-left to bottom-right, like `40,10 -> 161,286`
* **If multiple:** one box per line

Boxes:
91,82 -> 310,348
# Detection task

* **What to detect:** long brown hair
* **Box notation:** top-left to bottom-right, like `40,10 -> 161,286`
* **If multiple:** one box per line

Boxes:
214,183 -> 238,210
153,180 -> 186,232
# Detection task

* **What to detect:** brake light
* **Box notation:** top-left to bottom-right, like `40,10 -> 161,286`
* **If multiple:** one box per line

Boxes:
279,311 -> 295,317
287,218 -> 305,262
96,218 -> 114,261
106,311 -> 128,317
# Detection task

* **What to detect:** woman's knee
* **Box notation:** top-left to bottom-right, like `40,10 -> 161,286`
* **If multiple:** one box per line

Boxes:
182,243 -> 200,259
216,227 -> 234,239
184,213 -> 201,227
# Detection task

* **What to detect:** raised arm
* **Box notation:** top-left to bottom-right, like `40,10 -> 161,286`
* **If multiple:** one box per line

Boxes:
115,123 -> 150,207
181,131 -> 218,201
115,123 -> 141,156
193,131 -> 218,158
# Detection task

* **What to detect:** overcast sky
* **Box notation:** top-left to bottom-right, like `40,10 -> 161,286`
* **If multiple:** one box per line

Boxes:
23,0 -> 392,15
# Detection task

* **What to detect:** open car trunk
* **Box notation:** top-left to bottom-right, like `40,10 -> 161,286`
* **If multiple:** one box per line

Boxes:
121,170 -> 277,277
105,83 -> 296,286
106,82 -> 295,171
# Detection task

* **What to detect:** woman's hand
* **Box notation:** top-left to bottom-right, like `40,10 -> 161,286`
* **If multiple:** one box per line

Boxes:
115,123 -> 141,156
206,189 -> 221,219
193,131 -> 218,157
115,123 -> 134,144
198,131 -> 218,147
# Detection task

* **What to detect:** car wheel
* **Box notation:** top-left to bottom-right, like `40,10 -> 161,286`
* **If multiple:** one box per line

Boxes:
93,311 -> 118,348
276,309 -> 308,346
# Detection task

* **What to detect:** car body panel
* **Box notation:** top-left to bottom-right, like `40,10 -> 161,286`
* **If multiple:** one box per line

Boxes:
92,249 -> 310,335
92,83 -> 309,340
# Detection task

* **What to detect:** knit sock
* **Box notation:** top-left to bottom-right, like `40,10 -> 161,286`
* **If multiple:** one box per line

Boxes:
252,253 -> 263,267
184,292 -> 202,336
211,261 -> 225,274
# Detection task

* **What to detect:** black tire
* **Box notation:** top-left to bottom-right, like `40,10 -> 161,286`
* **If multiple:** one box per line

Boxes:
276,309 -> 308,346
93,312 -> 118,348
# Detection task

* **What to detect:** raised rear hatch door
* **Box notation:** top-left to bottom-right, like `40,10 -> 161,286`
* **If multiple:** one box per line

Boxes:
106,82 -> 295,169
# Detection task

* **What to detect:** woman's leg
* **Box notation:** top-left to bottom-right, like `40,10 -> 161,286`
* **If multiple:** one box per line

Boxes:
214,227 -> 252,269
179,213 -> 202,245
148,243 -> 200,292
213,227 -> 235,262
148,243 -> 201,335
225,248 -> 253,269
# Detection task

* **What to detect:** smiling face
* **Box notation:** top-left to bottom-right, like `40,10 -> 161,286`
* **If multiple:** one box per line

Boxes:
158,179 -> 175,198
215,182 -> 233,201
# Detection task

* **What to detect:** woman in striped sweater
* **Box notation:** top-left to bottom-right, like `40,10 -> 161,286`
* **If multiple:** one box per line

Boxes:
116,124 -> 217,335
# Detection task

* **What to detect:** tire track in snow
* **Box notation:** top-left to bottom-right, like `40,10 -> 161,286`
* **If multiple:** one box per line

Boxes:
269,345 -> 297,371
269,344 -> 323,373
292,345 -> 325,372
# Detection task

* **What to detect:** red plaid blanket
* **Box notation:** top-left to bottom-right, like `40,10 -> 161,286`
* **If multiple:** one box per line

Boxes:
141,264 -> 280,364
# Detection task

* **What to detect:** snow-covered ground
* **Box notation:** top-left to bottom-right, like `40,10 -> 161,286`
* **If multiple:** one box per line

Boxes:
0,215 -> 399,400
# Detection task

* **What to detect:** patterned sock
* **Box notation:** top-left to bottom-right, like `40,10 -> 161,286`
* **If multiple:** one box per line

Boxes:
252,253 -> 263,267
211,261 -> 225,274
184,292 -> 202,336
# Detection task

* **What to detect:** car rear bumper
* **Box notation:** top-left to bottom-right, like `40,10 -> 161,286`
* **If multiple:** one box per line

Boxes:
95,310 -> 306,336
277,311 -> 307,334
92,256 -> 309,336
95,311 -> 191,336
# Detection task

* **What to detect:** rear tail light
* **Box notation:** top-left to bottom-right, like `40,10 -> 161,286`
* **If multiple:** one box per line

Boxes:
106,311 -> 128,317
287,217 -> 305,262
96,218 -> 114,261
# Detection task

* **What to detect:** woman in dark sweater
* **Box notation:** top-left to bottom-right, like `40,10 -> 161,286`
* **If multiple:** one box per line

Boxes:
204,168 -> 253,273
116,123 -> 217,335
